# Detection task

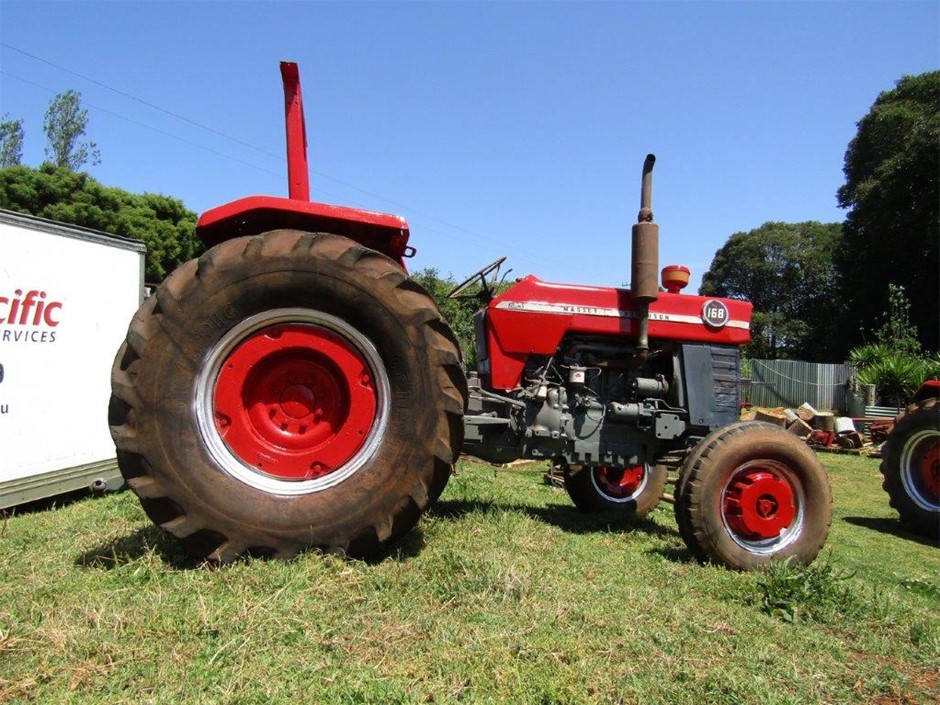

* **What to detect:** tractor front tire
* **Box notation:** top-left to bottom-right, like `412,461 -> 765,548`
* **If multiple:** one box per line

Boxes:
108,230 -> 467,561
564,463 -> 666,517
673,422 -> 748,545
880,398 -> 939,539
674,422 -> 832,570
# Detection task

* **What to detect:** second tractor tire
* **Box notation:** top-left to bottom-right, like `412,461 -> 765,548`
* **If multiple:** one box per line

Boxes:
564,463 -> 666,517
880,398 -> 939,539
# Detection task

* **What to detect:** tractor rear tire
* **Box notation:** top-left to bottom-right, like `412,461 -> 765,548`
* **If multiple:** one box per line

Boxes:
108,230 -> 467,561
880,398 -> 939,539
564,463 -> 666,517
674,422 -> 832,570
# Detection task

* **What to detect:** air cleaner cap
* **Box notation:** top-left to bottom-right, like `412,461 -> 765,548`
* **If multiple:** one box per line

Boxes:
662,265 -> 690,294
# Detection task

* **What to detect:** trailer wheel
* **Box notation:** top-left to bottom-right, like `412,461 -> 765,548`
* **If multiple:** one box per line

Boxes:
880,398 -> 939,539
564,463 -> 666,517
674,422 -> 832,570
108,230 -> 467,561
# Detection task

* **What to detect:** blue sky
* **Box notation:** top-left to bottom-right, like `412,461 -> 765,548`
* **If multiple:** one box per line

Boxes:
1,2 -> 937,289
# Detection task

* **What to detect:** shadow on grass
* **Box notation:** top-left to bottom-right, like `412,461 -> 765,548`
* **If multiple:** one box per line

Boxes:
842,516 -> 939,548
645,545 -> 698,564
76,525 -> 205,570
77,494 -> 686,571
363,525 -> 427,565
77,521 -> 429,571
431,498 -> 680,539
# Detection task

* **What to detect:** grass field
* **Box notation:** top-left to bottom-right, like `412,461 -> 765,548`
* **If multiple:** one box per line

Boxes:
1,453 -> 938,704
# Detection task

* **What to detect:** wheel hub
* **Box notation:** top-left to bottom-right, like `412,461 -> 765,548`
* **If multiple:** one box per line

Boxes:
594,465 -> 645,499
213,323 -> 378,480
723,469 -> 797,540
280,384 -> 316,419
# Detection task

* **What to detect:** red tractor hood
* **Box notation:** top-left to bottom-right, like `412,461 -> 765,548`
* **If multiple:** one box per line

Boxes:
484,275 -> 752,389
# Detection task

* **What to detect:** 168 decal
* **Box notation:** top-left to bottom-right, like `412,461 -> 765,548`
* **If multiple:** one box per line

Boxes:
701,299 -> 729,329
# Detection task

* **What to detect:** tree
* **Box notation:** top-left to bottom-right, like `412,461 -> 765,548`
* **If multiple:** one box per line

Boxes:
411,267 -> 480,366
0,115 -> 25,167
837,71 -> 940,353
848,285 -> 931,406
410,267 -> 511,369
870,283 -> 921,357
43,90 -> 100,171
0,164 -> 200,281
699,221 -> 844,361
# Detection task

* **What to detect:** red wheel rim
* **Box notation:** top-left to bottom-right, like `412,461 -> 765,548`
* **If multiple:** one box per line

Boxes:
593,465 -> 645,499
900,429 -> 940,510
723,466 -> 797,541
213,323 -> 378,480
922,442 -> 940,498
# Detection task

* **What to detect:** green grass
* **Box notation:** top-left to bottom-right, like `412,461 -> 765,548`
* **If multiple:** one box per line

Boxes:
1,454 -> 938,704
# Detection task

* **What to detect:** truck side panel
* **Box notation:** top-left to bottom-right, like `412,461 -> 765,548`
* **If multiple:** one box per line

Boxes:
0,210 -> 144,508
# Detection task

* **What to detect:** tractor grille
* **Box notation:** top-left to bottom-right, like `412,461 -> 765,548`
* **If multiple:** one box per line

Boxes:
682,343 -> 741,430
711,345 -> 740,417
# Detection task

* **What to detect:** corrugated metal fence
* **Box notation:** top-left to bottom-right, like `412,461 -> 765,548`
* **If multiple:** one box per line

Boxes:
742,359 -> 853,412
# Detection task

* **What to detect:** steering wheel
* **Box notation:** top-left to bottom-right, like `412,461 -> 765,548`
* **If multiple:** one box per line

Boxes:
447,256 -> 507,299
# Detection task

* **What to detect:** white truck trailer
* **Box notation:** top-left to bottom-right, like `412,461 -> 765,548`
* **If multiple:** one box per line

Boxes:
0,209 -> 145,508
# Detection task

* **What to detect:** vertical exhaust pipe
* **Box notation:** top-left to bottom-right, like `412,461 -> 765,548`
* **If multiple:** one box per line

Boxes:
631,154 -> 659,361
280,61 -> 311,201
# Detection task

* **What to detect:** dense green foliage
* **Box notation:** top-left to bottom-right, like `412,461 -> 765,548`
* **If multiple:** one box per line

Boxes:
849,285 -> 939,405
43,90 -> 100,171
699,221 -> 843,360
869,283 -> 923,357
849,345 -> 933,408
0,115 -> 25,167
837,70 -> 940,352
411,267 -> 480,366
412,266 -> 510,369
0,164 -> 201,281
702,71 -> 938,362
1,455 -> 937,704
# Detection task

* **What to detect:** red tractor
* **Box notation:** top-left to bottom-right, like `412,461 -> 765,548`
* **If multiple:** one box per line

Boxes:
109,63 -> 832,569
879,381 -> 939,539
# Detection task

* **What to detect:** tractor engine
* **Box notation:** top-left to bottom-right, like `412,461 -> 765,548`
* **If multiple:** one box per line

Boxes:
462,155 -> 750,477
469,335 -> 685,465
464,333 -> 742,470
